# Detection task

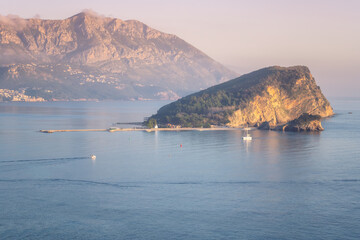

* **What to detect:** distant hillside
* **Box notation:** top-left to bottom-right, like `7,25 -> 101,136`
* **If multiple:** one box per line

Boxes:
149,66 -> 333,127
0,11 -> 236,101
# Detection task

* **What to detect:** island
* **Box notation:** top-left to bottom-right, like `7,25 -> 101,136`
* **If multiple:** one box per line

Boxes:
146,66 -> 333,131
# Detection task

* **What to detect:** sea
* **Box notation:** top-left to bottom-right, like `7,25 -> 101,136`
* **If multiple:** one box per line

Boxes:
0,98 -> 359,240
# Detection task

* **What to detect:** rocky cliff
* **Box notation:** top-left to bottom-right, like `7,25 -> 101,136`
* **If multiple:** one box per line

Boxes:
261,113 -> 325,132
0,11 -> 235,100
149,66 -> 333,128
280,113 -> 324,132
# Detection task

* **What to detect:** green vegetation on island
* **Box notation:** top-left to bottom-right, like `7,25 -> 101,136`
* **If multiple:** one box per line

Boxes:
146,118 -> 158,129
148,90 -> 236,127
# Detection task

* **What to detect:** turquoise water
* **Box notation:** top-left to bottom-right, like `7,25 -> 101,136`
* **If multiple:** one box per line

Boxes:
0,99 -> 359,239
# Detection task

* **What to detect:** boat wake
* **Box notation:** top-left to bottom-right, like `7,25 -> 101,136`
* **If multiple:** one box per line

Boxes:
0,178 -> 139,188
0,157 -> 89,164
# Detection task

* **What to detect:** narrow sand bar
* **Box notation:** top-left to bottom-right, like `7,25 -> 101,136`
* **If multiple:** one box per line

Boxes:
39,127 -> 242,133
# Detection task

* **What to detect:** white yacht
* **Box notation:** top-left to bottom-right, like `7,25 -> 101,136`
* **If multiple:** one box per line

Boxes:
242,127 -> 252,141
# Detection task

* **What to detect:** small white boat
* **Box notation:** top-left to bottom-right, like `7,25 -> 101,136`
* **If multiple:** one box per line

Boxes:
90,154 -> 96,160
242,127 -> 252,140
242,134 -> 252,140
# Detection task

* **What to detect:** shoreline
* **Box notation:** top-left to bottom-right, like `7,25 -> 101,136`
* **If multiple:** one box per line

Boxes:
39,127 -> 243,133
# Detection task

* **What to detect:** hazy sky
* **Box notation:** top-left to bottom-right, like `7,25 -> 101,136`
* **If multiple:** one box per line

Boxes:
1,0 -> 359,97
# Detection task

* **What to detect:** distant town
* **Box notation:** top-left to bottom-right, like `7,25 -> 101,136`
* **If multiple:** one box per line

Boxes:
0,88 -> 45,102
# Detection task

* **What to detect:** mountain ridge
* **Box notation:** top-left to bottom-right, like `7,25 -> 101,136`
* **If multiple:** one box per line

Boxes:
0,12 -> 236,101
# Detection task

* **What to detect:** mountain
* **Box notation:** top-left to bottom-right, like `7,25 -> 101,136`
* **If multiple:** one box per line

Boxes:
149,66 -> 333,128
0,11 -> 236,101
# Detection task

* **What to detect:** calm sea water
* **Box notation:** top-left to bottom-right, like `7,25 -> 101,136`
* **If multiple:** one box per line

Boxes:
0,99 -> 359,240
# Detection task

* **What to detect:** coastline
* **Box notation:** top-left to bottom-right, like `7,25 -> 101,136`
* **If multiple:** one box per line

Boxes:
39,127 -> 243,133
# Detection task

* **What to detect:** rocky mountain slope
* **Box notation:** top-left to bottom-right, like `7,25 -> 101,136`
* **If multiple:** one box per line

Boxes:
0,12 -> 235,101
149,66 -> 333,127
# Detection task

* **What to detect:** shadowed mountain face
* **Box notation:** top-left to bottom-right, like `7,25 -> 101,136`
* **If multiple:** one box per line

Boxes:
0,12 -> 236,101
150,66 -> 333,127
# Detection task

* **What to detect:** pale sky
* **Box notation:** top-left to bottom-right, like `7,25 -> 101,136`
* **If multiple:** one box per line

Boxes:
1,0 -> 359,97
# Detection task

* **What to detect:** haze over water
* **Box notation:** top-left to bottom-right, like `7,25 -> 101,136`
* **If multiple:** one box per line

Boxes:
0,99 -> 359,239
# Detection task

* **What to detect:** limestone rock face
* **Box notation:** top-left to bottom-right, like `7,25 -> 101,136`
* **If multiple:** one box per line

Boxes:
274,113 -> 324,132
0,12 -> 235,100
226,67 -> 333,127
150,66 -> 333,128
283,119 -> 324,132
228,67 -> 333,127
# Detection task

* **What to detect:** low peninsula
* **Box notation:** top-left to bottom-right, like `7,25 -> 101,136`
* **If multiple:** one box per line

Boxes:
146,66 -> 333,131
